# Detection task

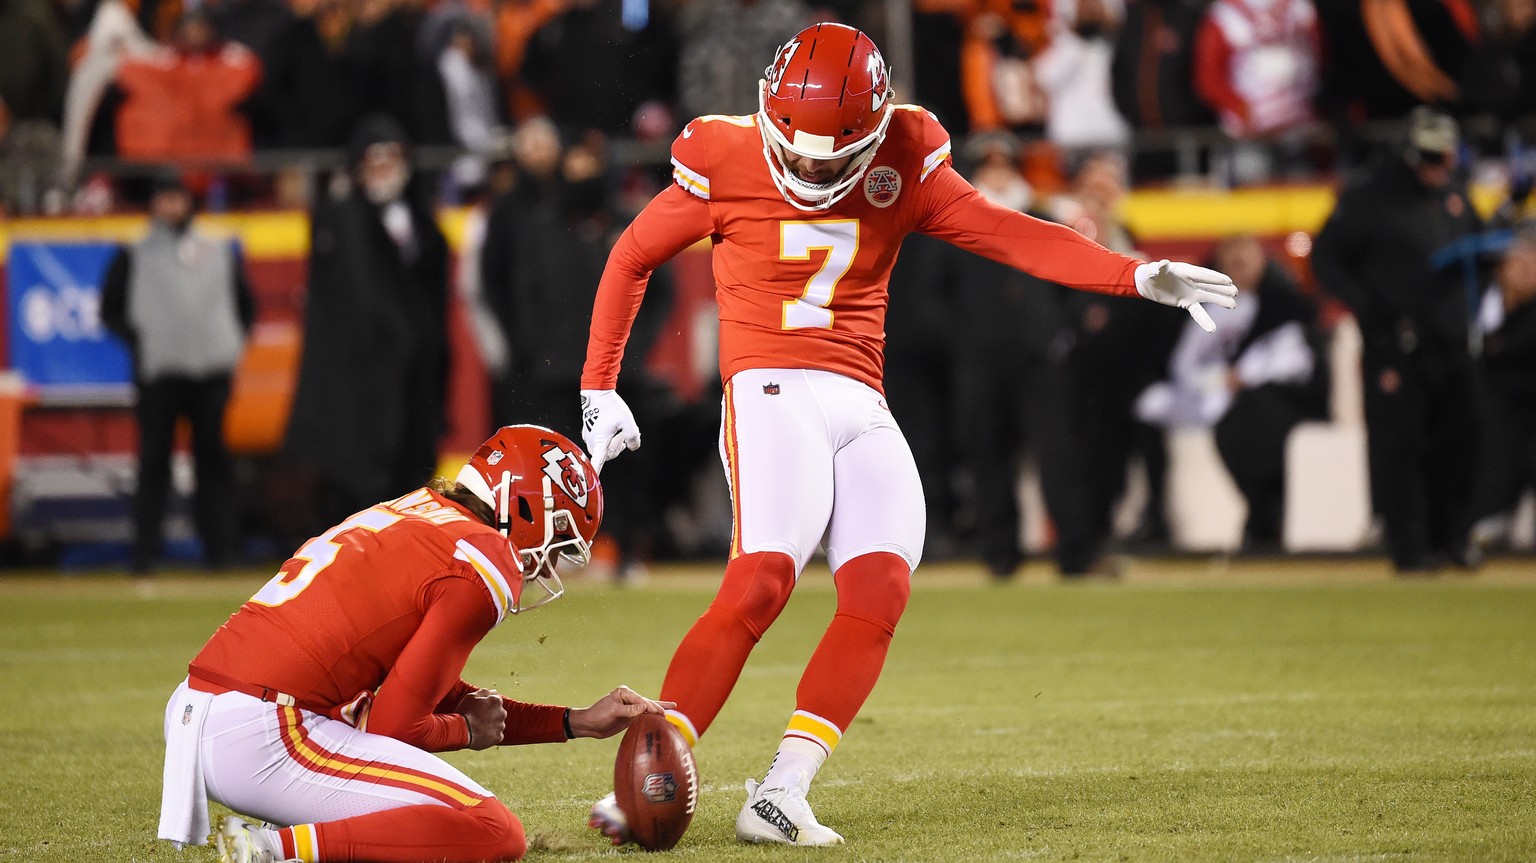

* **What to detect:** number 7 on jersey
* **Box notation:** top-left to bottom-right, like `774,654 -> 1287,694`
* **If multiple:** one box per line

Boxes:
779,220 -> 858,330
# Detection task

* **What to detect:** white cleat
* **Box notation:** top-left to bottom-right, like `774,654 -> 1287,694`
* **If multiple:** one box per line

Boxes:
213,816 -> 297,863
735,778 -> 845,846
588,791 -> 632,846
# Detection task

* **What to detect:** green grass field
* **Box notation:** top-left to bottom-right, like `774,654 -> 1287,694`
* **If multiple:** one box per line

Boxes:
2,558 -> 1534,862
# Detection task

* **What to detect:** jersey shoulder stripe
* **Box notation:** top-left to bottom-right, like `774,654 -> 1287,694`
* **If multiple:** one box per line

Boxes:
671,158 -> 710,199
670,113 -> 758,200
883,104 -> 952,183
921,139 -> 952,182
453,538 -> 516,623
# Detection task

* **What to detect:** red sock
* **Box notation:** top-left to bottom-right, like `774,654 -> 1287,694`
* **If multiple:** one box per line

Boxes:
278,799 -> 525,863
659,551 -> 796,741
795,552 -> 911,734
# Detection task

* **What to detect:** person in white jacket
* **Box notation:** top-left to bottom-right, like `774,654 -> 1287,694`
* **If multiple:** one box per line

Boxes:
1136,234 -> 1327,548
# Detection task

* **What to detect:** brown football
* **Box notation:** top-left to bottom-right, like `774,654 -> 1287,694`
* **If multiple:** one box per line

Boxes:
614,713 -> 698,851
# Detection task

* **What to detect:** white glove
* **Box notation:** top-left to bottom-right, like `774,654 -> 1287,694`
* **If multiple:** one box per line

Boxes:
1134,259 -> 1239,333
580,389 -> 641,473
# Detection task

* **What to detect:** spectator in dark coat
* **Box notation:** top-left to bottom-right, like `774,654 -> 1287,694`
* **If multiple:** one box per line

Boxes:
945,151 -> 1101,577
1111,0 -> 1213,177
349,0 -> 450,146
478,115 -> 568,426
672,0 -> 808,120
260,0 -> 361,148
0,0 -> 68,129
1055,153 -> 1185,553
1470,225 -> 1536,547
208,0 -> 292,146
481,133 -> 674,577
284,116 -> 450,530
1463,0 -> 1536,120
524,0 -> 678,136
1316,0 -> 1480,166
1312,107 -> 1483,572
209,0 -> 292,63
884,233 -> 961,562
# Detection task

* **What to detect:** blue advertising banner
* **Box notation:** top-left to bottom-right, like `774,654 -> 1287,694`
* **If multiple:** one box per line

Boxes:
6,242 -> 132,390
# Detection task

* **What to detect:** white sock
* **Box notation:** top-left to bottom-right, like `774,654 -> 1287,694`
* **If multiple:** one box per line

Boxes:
761,736 -> 827,794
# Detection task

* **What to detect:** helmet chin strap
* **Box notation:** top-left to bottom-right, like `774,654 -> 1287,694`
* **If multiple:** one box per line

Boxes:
494,470 -> 512,536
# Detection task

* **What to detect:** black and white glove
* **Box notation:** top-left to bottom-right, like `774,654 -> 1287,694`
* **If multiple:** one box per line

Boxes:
580,389 -> 641,473
1134,259 -> 1239,333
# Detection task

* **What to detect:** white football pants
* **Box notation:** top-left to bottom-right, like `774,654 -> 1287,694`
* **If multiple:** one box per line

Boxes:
720,368 -> 925,574
167,682 -> 493,828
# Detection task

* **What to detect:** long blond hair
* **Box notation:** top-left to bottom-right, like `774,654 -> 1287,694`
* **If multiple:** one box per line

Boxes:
427,477 -> 496,527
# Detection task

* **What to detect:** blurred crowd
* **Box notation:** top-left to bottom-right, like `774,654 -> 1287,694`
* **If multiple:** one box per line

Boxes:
888,110 -> 1536,578
147,107 -> 1520,581
6,0 -> 1536,211
3,0 -> 1534,576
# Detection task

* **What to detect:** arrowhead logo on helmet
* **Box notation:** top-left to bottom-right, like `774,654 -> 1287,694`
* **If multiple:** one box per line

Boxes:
868,50 -> 889,112
765,38 -> 800,96
542,446 -> 590,508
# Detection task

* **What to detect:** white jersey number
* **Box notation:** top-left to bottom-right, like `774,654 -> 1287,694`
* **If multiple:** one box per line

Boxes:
779,220 -> 859,330
249,507 -> 403,607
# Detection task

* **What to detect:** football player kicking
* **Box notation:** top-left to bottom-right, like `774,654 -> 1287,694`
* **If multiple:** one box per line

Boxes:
158,425 -> 671,863
581,22 -> 1237,848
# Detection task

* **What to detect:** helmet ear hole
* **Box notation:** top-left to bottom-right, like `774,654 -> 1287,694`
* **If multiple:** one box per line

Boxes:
517,496 -> 534,524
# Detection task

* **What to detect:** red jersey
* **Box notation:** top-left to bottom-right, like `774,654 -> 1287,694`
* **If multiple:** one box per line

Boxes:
583,106 -> 1141,394
189,488 -> 565,752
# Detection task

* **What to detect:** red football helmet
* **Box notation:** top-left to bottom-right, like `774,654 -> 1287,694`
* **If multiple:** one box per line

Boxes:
758,22 -> 894,211
455,425 -> 602,612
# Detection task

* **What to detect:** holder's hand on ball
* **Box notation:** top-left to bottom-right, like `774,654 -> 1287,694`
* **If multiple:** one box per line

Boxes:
568,686 -> 674,739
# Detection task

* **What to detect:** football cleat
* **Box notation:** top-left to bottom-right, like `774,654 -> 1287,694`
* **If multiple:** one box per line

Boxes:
588,791 -> 632,846
213,816 -> 297,863
735,777 -> 845,846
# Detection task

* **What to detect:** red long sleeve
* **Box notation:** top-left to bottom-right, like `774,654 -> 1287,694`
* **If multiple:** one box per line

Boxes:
366,578 -> 496,752
495,698 -> 568,745
582,184 -> 717,390
371,581 -> 565,748
915,166 -> 1140,296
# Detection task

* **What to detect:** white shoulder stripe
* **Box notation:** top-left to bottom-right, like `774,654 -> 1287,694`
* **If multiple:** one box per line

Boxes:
921,141 -> 952,183
454,539 -> 514,624
671,158 -> 710,200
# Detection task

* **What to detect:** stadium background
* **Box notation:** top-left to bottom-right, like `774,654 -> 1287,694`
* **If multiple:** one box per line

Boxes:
0,0 -> 1532,565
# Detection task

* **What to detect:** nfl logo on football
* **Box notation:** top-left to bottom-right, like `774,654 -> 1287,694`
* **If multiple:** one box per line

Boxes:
864,166 -> 900,208
642,772 -> 678,804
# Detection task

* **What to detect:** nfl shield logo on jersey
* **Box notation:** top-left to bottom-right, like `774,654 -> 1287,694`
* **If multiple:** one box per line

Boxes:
643,772 -> 678,804
864,166 -> 901,208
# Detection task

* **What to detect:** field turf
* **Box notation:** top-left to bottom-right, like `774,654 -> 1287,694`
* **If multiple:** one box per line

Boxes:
1,558 -> 1533,862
